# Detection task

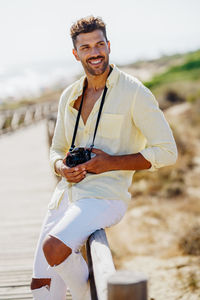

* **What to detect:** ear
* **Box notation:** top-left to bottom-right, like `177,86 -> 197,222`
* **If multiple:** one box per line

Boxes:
107,41 -> 111,54
72,48 -> 80,61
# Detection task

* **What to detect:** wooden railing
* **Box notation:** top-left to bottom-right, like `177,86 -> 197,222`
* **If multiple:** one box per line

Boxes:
0,100 -> 58,135
86,229 -> 148,300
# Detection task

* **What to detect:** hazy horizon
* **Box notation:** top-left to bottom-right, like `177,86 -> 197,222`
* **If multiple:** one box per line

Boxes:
1,0 -> 200,101
1,0 -> 200,69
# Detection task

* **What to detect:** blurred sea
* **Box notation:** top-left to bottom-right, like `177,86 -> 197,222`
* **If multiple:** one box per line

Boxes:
0,59 -> 81,103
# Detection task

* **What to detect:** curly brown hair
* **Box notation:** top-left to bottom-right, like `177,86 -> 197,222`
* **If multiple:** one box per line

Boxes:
70,16 -> 108,49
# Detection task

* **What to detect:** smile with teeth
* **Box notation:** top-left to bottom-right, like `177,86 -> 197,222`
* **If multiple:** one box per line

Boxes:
89,58 -> 103,65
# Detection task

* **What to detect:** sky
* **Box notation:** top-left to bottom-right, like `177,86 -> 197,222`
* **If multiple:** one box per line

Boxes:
0,0 -> 200,68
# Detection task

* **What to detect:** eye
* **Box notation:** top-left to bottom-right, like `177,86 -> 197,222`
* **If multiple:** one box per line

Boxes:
81,46 -> 89,51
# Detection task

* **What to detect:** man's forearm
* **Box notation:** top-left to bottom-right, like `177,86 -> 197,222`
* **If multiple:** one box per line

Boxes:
83,149 -> 152,174
108,153 -> 151,171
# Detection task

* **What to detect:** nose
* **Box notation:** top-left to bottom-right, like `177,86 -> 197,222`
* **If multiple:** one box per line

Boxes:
90,46 -> 100,57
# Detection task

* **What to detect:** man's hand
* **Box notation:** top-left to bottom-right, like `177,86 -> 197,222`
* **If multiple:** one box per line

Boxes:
81,148 -> 112,174
55,159 -> 87,183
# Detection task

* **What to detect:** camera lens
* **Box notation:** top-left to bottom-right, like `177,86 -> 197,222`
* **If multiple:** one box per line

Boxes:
66,155 -> 76,167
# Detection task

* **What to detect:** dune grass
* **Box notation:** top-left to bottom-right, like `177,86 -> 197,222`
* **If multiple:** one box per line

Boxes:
144,50 -> 200,90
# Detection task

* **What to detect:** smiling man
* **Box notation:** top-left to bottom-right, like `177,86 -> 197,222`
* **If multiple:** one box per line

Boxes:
31,16 -> 177,300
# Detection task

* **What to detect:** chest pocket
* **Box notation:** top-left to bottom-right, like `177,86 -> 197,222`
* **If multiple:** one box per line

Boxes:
99,113 -> 123,139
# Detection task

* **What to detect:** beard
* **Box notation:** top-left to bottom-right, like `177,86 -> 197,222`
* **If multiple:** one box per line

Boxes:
81,55 -> 109,76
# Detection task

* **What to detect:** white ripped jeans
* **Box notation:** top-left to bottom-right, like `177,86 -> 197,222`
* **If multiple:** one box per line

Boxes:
32,191 -> 127,300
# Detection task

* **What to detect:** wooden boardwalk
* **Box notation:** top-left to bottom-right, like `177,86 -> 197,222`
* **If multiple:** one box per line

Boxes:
0,121 -> 72,300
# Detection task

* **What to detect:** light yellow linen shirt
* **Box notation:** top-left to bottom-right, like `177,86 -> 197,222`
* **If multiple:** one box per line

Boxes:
49,64 -> 177,209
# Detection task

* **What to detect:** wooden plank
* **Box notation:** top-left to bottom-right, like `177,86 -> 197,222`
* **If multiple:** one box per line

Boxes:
0,290 -> 72,300
0,275 -> 72,299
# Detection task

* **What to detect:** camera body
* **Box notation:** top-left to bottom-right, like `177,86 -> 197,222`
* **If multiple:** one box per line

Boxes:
64,147 -> 91,168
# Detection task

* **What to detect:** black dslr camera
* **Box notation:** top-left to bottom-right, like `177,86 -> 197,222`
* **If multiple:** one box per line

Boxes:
65,147 -> 91,168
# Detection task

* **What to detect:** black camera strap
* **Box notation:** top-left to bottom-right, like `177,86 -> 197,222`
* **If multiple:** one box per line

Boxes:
90,85 -> 107,149
70,67 -> 112,151
70,84 -> 87,151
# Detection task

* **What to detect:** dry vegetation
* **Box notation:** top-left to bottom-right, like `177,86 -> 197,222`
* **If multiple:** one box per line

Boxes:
106,56 -> 200,299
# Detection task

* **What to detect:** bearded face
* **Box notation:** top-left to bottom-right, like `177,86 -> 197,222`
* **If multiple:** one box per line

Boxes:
73,30 -> 110,76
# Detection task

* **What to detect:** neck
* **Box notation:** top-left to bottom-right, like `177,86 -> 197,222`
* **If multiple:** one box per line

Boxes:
86,65 -> 111,91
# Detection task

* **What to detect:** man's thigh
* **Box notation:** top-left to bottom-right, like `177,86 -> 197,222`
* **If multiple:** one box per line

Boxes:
49,198 -> 127,253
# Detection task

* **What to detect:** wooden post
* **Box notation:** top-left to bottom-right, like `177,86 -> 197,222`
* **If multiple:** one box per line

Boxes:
107,270 -> 148,300
24,107 -> 34,125
11,111 -> 20,130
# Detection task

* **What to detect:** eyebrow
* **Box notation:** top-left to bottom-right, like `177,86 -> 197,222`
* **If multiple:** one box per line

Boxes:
79,44 -> 89,48
79,40 -> 105,48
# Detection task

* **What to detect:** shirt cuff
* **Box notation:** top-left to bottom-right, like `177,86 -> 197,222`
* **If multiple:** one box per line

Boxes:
51,158 -> 63,177
140,148 -> 157,172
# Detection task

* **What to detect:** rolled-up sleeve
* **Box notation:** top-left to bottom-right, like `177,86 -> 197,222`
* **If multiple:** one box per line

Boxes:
50,90 -> 69,175
132,83 -> 178,171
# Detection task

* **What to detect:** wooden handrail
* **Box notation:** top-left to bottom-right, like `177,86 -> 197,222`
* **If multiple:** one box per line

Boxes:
86,229 -> 116,300
0,100 -> 58,135
86,229 -> 148,300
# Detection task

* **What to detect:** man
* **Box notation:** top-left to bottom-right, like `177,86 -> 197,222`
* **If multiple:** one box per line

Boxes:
31,16 -> 177,300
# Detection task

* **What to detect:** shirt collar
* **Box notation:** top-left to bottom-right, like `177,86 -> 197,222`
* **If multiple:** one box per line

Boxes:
69,64 -> 119,105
